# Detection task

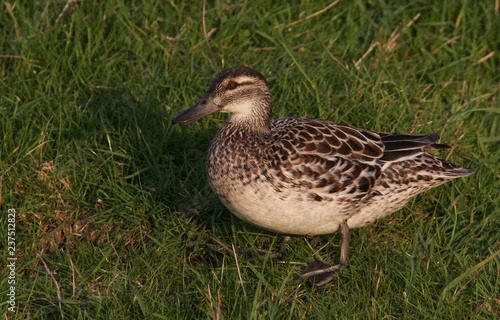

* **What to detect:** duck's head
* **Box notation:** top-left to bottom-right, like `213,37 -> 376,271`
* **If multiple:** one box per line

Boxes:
172,66 -> 272,131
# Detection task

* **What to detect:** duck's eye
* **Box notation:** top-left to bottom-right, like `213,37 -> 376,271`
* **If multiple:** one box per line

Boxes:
227,81 -> 238,89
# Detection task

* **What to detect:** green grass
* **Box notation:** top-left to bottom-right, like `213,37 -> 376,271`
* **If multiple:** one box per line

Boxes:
1,0 -> 499,318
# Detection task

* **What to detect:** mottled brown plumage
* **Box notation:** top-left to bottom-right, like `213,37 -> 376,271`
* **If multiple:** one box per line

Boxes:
172,66 -> 473,286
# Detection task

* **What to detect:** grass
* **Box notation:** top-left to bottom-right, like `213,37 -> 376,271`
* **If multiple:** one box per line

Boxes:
1,0 -> 499,318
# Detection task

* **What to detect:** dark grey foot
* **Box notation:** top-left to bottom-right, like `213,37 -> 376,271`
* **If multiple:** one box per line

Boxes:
298,259 -> 345,286
298,223 -> 350,286
240,236 -> 290,262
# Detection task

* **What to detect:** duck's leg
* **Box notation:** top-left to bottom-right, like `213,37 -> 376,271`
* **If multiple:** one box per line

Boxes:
276,235 -> 291,261
241,235 -> 291,261
299,222 -> 350,286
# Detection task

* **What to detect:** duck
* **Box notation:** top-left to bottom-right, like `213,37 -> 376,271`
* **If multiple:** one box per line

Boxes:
172,66 -> 474,286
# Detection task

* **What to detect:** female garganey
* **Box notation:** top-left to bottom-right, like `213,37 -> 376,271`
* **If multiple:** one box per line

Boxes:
172,66 -> 474,286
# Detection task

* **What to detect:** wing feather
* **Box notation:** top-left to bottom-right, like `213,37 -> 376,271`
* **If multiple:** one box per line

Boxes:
269,117 -> 457,199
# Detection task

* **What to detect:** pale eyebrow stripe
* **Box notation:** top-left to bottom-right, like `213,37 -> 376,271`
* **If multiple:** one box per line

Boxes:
232,75 -> 257,83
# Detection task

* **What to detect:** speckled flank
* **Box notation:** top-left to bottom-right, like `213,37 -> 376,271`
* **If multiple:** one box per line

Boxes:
175,66 -> 474,236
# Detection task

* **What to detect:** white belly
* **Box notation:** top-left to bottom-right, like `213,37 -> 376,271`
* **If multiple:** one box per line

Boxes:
209,171 -> 444,235
210,180 -> 351,235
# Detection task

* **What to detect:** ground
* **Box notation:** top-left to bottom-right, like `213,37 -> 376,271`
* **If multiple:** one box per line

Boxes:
1,0 -> 499,319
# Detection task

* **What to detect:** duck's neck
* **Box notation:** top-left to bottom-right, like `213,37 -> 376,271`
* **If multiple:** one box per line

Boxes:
228,114 -> 271,134
227,91 -> 272,135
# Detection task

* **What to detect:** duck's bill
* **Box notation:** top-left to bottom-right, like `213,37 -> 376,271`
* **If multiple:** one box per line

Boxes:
172,95 -> 219,124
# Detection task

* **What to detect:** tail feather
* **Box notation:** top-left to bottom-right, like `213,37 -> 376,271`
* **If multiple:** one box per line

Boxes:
378,132 -> 474,178
442,167 -> 475,177
426,143 -> 451,150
